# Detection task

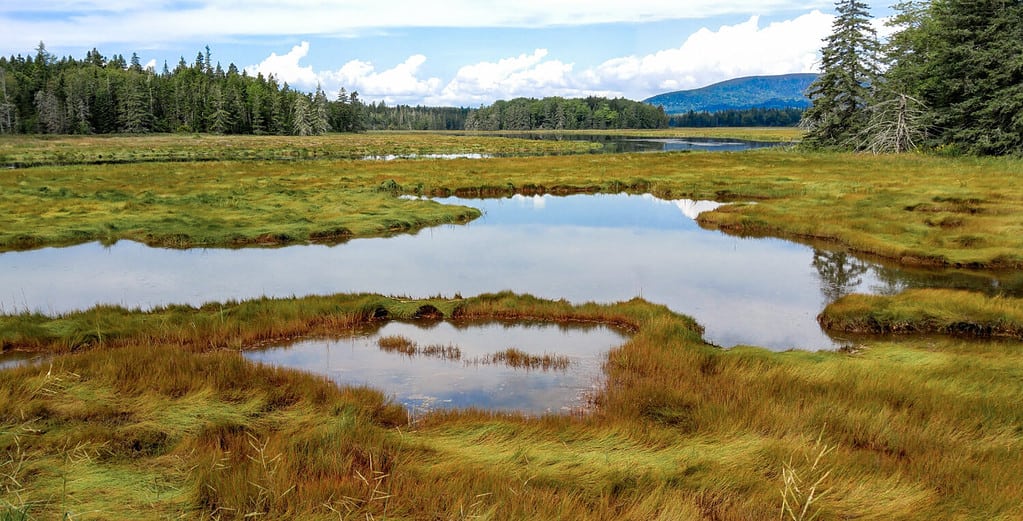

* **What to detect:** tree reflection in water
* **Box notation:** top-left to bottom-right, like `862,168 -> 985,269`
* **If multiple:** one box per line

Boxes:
812,249 -> 870,302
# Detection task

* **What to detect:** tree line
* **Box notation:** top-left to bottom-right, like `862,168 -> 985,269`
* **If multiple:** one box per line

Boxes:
0,44 -> 365,135
464,97 -> 668,131
668,108 -> 804,127
803,0 -> 1023,155
362,103 -> 470,130
0,45 -> 668,135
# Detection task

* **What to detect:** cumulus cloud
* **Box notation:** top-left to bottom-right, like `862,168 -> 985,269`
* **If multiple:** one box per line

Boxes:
587,11 -> 833,98
244,41 -> 320,87
244,10 -> 841,106
1,1 -> 835,49
325,55 -> 443,105
245,42 -> 442,104
427,50 -> 607,106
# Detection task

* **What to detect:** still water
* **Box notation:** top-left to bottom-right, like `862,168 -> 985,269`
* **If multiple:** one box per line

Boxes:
487,133 -> 783,153
1,193 -> 1018,350
244,320 -> 626,415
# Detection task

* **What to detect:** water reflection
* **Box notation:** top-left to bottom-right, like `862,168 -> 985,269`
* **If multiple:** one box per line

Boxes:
812,249 -> 871,301
485,133 -> 784,153
1,193 -> 1019,351
244,321 -> 626,415
362,153 -> 493,160
0,352 -> 47,370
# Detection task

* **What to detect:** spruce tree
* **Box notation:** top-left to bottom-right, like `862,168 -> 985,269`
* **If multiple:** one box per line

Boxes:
801,0 -> 880,149
924,0 -> 1023,154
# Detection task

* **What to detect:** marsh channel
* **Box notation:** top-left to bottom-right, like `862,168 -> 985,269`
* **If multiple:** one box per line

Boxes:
3,193 -> 1020,413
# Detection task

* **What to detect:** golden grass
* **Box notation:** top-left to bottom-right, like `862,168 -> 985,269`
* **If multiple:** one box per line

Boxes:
1,292 -> 1021,519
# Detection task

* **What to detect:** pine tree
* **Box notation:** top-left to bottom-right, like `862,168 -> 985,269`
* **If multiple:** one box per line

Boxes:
801,0 -> 881,149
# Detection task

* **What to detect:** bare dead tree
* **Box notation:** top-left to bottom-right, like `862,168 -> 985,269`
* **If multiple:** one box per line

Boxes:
860,92 -> 928,154
0,69 -> 14,134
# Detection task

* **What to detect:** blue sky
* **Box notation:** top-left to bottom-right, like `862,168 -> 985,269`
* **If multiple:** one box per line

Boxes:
1,1 -> 894,106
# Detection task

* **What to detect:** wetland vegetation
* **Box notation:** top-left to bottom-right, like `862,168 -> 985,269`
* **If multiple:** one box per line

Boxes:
1,129 -> 1022,519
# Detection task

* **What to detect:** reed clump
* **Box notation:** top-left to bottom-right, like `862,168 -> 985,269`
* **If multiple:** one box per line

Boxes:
470,348 -> 571,371
377,335 -> 463,361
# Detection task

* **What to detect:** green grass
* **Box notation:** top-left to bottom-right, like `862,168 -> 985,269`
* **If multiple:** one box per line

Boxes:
0,132 -> 600,167
2,134 -> 1021,267
1,292 -> 1021,519
819,288 -> 1023,338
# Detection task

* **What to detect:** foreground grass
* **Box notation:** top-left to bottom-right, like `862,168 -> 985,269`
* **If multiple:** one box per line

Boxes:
1,292 -> 1020,519
819,288 -> 1023,338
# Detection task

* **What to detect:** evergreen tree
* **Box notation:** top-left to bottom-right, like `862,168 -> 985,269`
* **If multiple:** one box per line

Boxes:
801,0 -> 880,149
206,83 -> 232,134
921,0 -> 1023,154
118,74 -> 153,133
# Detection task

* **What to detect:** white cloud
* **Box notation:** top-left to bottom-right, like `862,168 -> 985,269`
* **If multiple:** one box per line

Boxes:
1,1 -> 836,49
427,50 -> 606,106
246,11 -> 835,106
244,41 -> 319,87
586,11 -> 833,99
325,55 -> 443,105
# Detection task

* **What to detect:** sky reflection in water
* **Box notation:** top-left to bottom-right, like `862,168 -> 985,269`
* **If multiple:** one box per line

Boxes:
244,321 -> 626,415
2,193 -> 1017,350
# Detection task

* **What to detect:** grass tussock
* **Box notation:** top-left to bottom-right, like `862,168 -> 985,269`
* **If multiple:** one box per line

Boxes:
377,335 -> 463,361
819,288 -> 1023,338
2,292 -> 1022,519
470,348 -> 571,371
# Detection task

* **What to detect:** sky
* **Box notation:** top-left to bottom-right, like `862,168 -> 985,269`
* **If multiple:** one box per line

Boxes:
0,1 -> 894,107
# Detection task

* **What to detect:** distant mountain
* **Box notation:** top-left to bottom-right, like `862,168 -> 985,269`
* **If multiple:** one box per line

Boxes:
644,73 -> 818,114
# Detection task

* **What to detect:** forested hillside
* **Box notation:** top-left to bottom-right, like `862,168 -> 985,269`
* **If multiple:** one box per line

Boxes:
464,97 -> 667,131
644,74 -> 817,114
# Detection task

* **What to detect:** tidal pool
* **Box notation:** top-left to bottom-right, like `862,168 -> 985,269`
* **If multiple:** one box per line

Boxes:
244,321 -> 627,415
2,193 -> 1018,350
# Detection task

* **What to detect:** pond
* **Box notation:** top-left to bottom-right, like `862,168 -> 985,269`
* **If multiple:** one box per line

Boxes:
2,193 -> 1016,351
485,133 -> 784,153
244,320 -> 627,415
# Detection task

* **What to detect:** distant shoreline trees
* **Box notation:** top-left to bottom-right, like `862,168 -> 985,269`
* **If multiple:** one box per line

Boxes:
464,97 -> 668,131
668,108 -> 804,127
